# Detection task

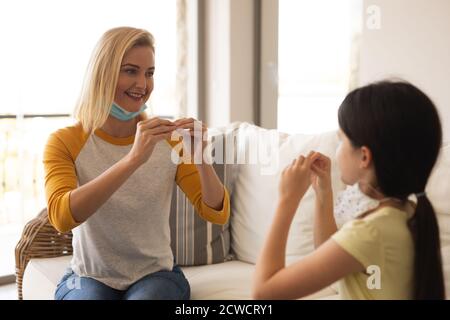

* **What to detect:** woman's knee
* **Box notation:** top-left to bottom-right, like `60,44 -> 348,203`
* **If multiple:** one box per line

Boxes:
55,270 -> 121,300
124,268 -> 190,300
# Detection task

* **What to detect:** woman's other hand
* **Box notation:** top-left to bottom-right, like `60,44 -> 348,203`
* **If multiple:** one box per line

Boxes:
173,118 -> 208,164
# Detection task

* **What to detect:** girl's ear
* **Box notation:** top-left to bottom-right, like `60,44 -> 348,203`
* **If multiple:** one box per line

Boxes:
359,146 -> 373,169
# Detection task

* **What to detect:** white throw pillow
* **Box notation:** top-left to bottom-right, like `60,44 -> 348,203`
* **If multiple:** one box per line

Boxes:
426,143 -> 450,298
229,123 -> 288,263
281,132 -> 346,264
231,126 -> 345,264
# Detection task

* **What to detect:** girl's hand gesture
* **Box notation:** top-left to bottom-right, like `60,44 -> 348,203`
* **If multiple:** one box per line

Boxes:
310,151 -> 333,202
278,152 -> 315,208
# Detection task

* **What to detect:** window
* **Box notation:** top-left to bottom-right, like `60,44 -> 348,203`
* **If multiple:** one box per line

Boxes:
0,0 -> 181,278
0,0 -> 178,117
274,0 -> 361,134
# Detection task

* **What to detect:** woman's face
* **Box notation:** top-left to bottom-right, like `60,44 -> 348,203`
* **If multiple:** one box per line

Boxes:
336,129 -> 364,185
114,45 -> 155,112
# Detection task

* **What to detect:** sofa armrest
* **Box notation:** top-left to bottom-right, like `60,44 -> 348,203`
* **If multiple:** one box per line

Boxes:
14,208 -> 73,300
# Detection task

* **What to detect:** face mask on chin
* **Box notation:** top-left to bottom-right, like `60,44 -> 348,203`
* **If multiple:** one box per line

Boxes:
110,102 -> 148,121
333,182 -> 401,228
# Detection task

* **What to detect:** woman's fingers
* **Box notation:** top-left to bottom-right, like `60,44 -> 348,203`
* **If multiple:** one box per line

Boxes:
146,125 -> 178,136
176,120 -> 207,142
138,117 -> 176,130
140,117 -> 174,127
137,118 -> 178,141
153,131 -> 174,141
176,122 -> 206,131
174,117 -> 195,125
174,118 -> 207,129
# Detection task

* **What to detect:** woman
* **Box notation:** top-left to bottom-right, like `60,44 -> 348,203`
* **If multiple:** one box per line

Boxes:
44,27 -> 230,300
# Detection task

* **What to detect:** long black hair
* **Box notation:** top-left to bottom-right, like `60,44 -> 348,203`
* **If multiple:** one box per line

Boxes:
338,80 -> 445,300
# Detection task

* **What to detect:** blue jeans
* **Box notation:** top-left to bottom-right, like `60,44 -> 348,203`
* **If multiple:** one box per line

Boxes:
54,265 -> 190,300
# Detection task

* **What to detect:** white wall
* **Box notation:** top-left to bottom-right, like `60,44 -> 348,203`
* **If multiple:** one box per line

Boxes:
359,0 -> 450,142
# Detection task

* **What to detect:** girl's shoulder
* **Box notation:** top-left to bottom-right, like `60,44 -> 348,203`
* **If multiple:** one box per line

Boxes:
360,206 -> 411,231
361,199 -> 415,220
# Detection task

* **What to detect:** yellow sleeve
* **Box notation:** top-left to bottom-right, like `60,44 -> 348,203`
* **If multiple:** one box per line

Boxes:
43,124 -> 87,233
175,163 -> 230,225
166,138 -> 230,225
331,219 -> 384,269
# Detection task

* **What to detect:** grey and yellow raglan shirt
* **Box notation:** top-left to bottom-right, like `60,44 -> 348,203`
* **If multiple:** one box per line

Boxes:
43,122 -> 230,290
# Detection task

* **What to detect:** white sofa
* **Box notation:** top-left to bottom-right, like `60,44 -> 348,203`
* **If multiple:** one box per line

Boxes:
21,123 -> 450,299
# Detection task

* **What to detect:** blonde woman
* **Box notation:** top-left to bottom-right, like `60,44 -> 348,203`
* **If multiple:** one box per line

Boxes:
44,27 -> 230,300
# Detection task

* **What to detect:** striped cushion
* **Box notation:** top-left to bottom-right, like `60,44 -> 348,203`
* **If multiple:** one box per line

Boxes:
169,125 -> 239,265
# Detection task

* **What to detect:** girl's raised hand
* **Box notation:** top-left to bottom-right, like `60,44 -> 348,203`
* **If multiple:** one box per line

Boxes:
310,151 -> 332,201
278,152 -> 315,207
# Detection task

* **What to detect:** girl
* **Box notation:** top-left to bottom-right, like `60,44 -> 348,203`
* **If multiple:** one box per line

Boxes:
45,27 -> 230,300
253,81 -> 445,300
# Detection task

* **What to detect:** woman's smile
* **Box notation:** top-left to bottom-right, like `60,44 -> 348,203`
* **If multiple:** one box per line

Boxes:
125,90 -> 146,102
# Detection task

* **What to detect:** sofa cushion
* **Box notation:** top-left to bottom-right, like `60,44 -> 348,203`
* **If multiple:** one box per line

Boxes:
183,261 -> 338,300
23,256 -> 71,300
23,256 -> 257,300
183,261 -> 255,299
169,124 -> 240,265
231,128 -> 345,264
22,256 -> 338,300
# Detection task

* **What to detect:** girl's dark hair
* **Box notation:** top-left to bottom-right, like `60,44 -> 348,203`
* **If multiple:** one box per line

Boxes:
338,80 -> 445,300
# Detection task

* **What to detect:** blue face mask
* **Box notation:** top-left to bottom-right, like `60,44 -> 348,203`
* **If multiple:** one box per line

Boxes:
110,102 -> 147,121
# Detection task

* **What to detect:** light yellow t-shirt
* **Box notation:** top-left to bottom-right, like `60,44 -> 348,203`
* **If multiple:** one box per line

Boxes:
331,206 -> 414,299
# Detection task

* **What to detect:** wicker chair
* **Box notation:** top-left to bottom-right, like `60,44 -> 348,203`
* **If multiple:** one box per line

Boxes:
14,208 -> 73,300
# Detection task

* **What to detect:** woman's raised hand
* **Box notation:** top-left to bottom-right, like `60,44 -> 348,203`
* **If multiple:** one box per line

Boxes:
128,117 -> 176,166
173,118 -> 208,164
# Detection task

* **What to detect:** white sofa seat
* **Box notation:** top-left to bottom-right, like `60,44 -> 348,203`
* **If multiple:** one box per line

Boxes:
23,256 -> 70,300
22,256 -> 338,300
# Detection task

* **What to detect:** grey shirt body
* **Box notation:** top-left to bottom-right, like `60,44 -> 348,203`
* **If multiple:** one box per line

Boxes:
71,134 -> 177,290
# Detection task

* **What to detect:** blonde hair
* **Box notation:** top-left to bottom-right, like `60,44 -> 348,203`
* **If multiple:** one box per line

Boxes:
74,27 -> 154,133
